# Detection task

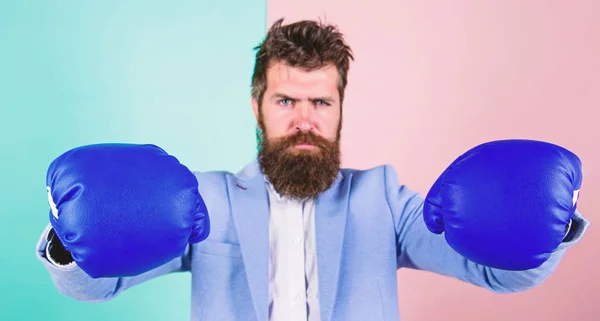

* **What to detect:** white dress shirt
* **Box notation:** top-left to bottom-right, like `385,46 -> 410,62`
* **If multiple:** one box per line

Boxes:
266,180 -> 321,321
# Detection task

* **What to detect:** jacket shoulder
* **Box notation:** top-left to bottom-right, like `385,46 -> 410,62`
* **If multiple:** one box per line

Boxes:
340,164 -> 397,181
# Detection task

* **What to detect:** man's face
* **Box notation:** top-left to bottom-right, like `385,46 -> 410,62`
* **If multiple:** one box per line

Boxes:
252,61 -> 342,200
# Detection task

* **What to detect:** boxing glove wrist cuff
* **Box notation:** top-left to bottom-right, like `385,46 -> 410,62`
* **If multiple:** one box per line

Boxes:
45,228 -> 76,268
563,219 -> 573,241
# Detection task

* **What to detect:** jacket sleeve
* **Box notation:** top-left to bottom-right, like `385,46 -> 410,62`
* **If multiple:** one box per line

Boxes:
385,165 -> 590,293
36,223 -> 191,302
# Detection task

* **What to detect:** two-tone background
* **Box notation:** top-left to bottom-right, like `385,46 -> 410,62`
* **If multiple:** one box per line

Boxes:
1,1 -> 598,320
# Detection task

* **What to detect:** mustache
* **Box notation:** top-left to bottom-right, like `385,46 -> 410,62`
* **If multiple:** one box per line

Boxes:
276,131 -> 331,149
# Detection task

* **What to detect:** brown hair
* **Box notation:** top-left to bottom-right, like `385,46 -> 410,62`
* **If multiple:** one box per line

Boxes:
251,18 -> 354,108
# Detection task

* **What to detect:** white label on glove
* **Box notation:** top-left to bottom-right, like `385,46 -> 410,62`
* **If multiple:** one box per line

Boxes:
47,186 -> 59,220
573,189 -> 580,207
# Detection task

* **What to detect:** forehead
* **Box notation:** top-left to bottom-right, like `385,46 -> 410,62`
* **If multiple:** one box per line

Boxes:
265,62 -> 339,97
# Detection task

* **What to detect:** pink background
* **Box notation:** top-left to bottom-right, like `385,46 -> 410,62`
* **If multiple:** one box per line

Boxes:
268,1 -> 599,320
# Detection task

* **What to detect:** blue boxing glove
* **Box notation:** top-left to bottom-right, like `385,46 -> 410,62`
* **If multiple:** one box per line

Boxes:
424,139 -> 582,270
46,143 -> 210,278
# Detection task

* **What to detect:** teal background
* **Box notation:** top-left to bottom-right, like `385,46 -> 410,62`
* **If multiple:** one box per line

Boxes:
0,1 -> 265,320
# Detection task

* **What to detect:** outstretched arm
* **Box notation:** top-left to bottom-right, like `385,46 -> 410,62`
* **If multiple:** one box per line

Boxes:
36,224 -> 191,302
386,165 -> 589,293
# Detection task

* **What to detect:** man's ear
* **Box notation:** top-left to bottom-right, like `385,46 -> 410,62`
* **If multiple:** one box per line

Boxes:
251,97 -> 260,122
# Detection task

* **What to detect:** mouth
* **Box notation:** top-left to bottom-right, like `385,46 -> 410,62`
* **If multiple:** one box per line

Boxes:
293,143 -> 316,150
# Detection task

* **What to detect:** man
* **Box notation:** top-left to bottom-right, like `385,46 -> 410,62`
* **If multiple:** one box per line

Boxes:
37,18 -> 589,321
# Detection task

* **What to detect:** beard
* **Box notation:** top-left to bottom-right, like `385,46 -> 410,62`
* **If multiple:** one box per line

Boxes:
257,122 -> 341,201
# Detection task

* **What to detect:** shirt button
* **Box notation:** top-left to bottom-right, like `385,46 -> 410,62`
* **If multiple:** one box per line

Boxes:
294,237 -> 301,244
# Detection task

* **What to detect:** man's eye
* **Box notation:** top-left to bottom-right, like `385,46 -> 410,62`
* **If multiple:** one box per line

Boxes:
279,99 -> 292,106
316,100 -> 330,106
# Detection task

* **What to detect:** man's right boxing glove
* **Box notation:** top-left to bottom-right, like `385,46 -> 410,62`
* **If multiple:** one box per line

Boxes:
46,143 -> 210,278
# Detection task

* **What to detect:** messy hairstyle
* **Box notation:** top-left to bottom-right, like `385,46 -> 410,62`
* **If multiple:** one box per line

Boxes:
251,18 -> 354,108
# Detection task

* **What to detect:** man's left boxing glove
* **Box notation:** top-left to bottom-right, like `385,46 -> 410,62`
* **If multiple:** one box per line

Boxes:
46,143 -> 210,278
423,139 -> 582,270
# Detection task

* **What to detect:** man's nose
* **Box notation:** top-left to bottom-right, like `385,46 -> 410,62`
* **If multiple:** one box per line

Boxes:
294,102 -> 313,132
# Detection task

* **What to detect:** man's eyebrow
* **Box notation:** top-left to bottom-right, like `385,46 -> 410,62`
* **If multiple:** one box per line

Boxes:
272,92 -> 295,100
310,96 -> 335,103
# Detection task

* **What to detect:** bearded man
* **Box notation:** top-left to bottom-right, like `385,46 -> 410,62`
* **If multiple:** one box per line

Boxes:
37,18 -> 589,321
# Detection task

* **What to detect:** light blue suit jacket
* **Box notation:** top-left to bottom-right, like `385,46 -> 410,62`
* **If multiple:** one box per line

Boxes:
36,159 -> 589,321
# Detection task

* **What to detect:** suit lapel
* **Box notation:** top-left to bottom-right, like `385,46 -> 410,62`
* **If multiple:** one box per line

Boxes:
315,172 -> 351,321
228,160 -> 270,321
